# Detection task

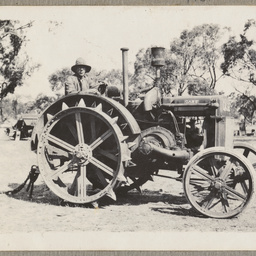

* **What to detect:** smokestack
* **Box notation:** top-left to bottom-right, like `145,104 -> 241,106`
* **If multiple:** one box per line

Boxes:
121,48 -> 129,107
151,47 -> 165,88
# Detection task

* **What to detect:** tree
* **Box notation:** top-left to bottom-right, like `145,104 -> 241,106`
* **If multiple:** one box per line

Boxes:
168,24 -> 228,95
0,20 -> 40,121
25,93 -> 57,113
132,24 -> 227,96
48,67 -> 72,97
187,78 -> 215,96
228,91 -> 256,134
0,20 -> 39,98
221,19 -> 256,124
221,25 -> 256,84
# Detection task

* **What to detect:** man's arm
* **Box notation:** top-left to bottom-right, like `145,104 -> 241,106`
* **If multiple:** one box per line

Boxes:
65,76 -> 78,95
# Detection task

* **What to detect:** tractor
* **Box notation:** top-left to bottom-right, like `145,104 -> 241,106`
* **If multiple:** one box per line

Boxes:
30,47 -> 256,219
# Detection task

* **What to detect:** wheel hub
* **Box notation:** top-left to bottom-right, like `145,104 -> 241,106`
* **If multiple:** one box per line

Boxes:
73,143 -> 92,165
212,179 -> 225,191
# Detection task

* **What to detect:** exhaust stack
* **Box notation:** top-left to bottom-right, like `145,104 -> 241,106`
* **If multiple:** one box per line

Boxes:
151,47 -> 165,88
121,48 -> 129,107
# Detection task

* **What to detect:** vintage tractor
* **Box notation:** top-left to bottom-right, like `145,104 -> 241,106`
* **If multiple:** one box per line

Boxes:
30,47 -> 256,219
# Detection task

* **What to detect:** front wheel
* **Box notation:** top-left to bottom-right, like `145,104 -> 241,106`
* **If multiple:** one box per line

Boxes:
183,147 -> 255,219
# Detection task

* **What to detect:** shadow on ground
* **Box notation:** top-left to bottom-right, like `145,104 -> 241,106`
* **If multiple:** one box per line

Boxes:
4,183 -> 60,206
4,182 -> 196,213
151,206 -> 204,218
113,189 -> 187,206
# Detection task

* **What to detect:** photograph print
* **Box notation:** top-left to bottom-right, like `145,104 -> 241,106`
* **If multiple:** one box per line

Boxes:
0,5 -> 256,251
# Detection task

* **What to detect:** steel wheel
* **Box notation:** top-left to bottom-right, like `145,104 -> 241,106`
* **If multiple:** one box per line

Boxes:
37,100 -> 128,205
183,147 -> 255,218
234,142 -> 256,169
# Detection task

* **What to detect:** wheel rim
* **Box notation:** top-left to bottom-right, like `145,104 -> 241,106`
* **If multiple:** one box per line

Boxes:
234,142 -> 256,169
183,148 -> 255,218
38,105 -> 127,204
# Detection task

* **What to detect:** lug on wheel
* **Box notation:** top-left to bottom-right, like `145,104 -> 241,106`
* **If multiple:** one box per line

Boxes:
37,100 -> 128,205
183,147 -> 255,218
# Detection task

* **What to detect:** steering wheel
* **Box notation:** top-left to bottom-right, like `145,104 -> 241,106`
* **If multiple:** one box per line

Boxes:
98,81 -> 108,95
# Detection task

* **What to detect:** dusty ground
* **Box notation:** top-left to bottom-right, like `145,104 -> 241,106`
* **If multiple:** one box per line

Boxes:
1,128 -> 256,250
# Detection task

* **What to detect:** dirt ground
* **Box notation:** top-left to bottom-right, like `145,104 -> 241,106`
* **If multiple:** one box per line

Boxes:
1,128 -> 256,250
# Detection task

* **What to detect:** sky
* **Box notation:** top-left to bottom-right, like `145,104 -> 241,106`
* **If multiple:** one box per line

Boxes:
1,5 -> 256,101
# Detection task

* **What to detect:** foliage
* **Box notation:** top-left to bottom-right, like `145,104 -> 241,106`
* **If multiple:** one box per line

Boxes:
187,78 -> 215,96
88,69 -> 124,90
48,67 -> 72,97
1,98 -> 16,120
221,19 -> 256,86
25,93 -> 57,113
131,24 -> 227,97
48,67 -> 72,91
221,34 -> 256,83
170,24 -> 225,95
0,20 -> 39,99
229,91 -> 256,123
221,19 -> 256,123
1,94 -> 56,121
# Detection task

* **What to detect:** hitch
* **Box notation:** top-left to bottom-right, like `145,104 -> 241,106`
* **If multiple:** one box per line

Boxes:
3,165 -> 40,198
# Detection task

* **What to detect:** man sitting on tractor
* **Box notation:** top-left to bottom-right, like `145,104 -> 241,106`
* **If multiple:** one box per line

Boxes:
65,57 -> 107,96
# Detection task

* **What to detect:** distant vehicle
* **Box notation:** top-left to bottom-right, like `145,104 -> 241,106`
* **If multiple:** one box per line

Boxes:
11,114 -> 38,141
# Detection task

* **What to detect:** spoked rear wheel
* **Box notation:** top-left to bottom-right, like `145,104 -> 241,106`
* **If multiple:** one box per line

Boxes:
37,102 -> 128,205
183,147 -> 255,218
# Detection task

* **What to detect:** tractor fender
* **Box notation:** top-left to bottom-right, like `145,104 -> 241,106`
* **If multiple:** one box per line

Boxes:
31,93 -> 141,151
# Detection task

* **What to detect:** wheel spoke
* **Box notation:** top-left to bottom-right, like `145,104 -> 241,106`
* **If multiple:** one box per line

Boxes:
75,112 -> 85,144
221,201 -> 228,213
68,171 -> 80,196
90,115 -> 96,143
47,160 -> 72,179
96,148 -> 118,162
91,165 -> 109,187
203,197 -> 215,210
241,180 -> 249,194
46,144 -> 69,158
76,165 -> 89,197
89,156 -> 114,176
189,178 -> 210,193
243,148 -> 250,157
223,185 -> 247,201
90,129 -> 112,150
191,165 -> 215,182
64,122 -> 78,144
219,159 -> 234,180
209,157 -> 218,177
198,190 -> 216,209
48,134 -> 75,152
221,194 -> 230,212
190,178 -> 211,185
208,198 -> 222,210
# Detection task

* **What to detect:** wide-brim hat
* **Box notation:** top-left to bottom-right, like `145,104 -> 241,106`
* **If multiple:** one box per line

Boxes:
71,57 -> 91,73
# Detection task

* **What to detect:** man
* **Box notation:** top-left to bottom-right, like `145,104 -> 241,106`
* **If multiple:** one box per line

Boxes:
65,57 -> 99,95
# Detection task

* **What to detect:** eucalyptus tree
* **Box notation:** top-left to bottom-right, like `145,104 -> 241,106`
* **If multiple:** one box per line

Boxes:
221,19 -> 256,124
132,24 -> 228,96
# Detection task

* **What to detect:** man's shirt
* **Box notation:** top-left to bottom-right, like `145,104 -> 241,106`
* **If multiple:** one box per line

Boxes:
65,74 -> 90,95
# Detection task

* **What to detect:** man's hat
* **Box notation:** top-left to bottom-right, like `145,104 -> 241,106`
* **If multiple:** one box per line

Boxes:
71,57 -> 91,73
